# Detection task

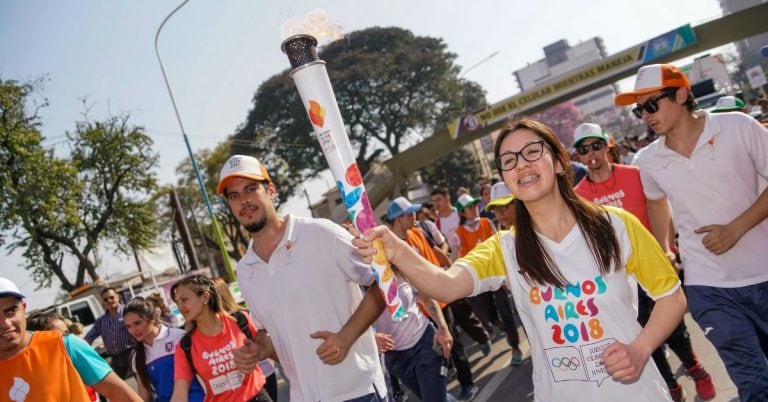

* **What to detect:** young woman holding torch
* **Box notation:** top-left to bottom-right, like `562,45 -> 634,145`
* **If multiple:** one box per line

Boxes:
353,118 -> 686,402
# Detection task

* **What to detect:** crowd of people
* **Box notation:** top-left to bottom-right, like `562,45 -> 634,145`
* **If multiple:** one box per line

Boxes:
2,58 -> 767,402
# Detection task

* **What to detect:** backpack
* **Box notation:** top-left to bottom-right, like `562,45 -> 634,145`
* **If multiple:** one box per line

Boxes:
418,222 -> 437,248
179,310 -> 253,379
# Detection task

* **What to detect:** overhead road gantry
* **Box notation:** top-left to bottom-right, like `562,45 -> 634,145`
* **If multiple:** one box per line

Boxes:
382,2 -> 768,185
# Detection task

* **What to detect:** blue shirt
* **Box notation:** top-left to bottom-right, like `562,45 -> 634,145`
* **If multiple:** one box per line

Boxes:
84,305 -> 134,355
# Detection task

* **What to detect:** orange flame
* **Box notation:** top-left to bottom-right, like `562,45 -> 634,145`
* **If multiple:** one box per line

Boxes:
308,100 -> 326,127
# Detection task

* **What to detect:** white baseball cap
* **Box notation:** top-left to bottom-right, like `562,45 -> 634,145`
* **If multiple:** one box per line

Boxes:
572,123 -> 608,148
0,277 -> 25,300
217,155 -> 272,195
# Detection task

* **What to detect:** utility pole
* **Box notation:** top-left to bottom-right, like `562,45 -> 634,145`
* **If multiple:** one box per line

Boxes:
187,205 -> 220,277
169,186 -> 200,272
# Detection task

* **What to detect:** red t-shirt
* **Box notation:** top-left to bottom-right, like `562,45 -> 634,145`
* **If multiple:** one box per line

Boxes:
174,312 -> 266,402
574,164 -> 651,230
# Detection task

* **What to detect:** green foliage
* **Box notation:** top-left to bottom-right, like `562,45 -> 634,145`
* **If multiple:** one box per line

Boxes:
0,78 -> 159,290
419,147 -> 480,197
234,26 -> 486,201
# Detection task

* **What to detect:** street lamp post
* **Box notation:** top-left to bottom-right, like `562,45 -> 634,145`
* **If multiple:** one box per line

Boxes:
154,0 -> 236,281
460,51 -> 500,78
459,50 -> 500,179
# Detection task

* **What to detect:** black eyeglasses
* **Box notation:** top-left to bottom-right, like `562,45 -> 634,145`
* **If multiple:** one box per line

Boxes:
632,90 -> 675,118
494,141 -> 547,171
575,141 -> 606,155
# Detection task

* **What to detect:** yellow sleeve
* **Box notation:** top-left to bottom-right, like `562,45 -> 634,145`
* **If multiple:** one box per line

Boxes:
610,207 -> 680,299
456,231 -> 509,295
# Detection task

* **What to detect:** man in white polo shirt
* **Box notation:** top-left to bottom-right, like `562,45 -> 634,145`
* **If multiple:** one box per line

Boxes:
221,155 -> 387,402
616,64 -> 768,401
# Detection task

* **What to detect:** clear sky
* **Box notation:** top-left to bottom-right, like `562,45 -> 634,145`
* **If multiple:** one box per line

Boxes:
1,0 -> 726,308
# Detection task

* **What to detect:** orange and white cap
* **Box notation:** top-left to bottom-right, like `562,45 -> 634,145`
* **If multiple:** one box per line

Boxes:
217,155 -> 272,195
615,64 -> 690,107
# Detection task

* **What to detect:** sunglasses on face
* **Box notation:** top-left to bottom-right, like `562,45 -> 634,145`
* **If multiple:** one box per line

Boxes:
494,141 -> 548,171
575,141 -> 606,155
632,90 -> 675,118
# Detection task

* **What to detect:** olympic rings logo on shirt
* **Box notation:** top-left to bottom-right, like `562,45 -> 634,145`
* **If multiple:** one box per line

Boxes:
550,357 -> 581,371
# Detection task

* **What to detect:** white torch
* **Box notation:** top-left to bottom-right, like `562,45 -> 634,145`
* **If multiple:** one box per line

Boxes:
281,34 -> 406,321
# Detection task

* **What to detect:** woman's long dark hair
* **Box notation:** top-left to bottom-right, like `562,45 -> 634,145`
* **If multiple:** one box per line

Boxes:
123,297 -> 157,395
493,117 -> 621,288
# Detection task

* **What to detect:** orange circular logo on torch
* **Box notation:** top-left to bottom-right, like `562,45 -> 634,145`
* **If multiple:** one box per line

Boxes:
308,100 -> 326,127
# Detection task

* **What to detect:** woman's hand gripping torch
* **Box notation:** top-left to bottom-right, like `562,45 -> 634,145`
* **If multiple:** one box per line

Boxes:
282,34 -> 407,321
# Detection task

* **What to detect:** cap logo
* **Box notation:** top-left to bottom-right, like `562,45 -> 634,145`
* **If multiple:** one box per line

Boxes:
229,157 -> 241,169
308,100 -> 326,128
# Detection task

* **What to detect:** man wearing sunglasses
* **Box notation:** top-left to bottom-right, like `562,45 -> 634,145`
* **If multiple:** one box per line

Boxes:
85,287 -> 135,380
572,122 -> 716,402
616,64 -> 768,401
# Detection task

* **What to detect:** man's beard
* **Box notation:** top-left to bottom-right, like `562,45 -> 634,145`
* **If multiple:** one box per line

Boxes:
244,216 -> 268,234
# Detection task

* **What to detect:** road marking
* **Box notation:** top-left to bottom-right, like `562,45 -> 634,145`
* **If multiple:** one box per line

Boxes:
475,365 -> 513,402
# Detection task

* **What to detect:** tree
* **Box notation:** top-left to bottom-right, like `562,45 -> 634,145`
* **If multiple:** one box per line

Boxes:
419,147 -> 480,198
530,101 -> 583,147
0,78 -> 160,290
234,27 -> 486,201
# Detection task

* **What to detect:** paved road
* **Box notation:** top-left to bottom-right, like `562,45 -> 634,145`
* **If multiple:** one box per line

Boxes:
125,314 -> 737,402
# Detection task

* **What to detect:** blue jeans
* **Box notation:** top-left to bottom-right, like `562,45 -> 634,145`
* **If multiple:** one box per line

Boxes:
384,325 -> 447,402
345,392 -> 384,402
686,282 -> 768,402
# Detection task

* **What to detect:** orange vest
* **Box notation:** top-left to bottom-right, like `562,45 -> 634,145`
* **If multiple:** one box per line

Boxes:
456,218 -> 495,257
405,228 -> 447,312
0,331 -> 92,402
406,228 -> 440,266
